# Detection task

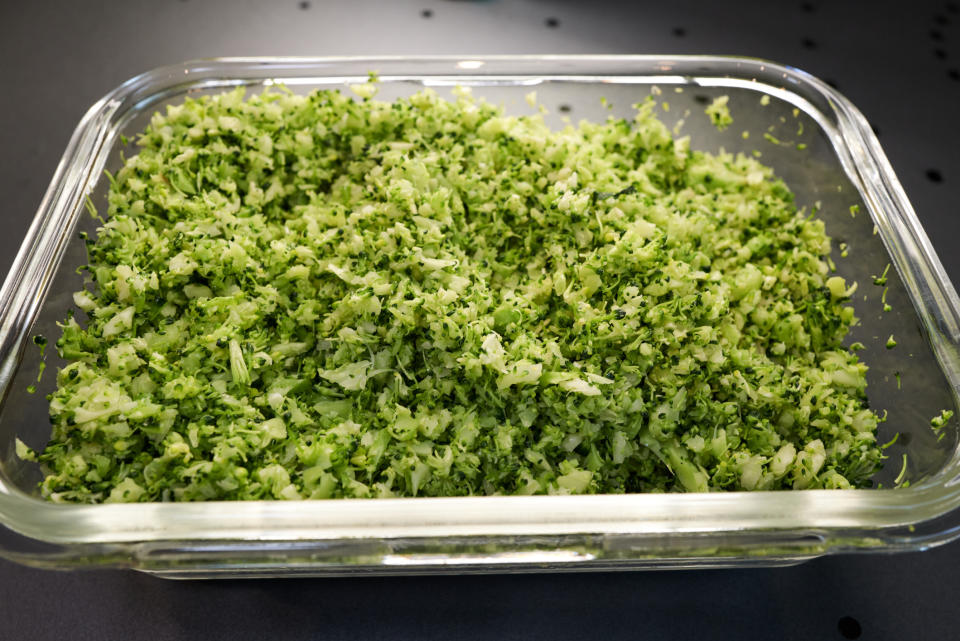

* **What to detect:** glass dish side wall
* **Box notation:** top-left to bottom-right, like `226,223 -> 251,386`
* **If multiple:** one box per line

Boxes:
0,57 -> 958,575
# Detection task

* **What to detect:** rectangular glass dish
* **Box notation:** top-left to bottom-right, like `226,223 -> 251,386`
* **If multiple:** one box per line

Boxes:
2,55 -> 960,578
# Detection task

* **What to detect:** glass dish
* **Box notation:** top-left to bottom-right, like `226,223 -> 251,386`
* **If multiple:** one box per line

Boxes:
2,55 -> 959,578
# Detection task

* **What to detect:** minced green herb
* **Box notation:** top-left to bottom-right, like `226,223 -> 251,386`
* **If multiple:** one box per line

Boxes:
34,85 -> 884,502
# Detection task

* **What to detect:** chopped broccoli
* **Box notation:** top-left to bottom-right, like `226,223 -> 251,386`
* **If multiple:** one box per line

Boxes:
705,96 -> 733,131
931,409 -> 954,430
32,85 -> 885,502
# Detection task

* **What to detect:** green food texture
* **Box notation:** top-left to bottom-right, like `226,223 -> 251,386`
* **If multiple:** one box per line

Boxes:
36,85 -> 883,502
705,96 -> 733,132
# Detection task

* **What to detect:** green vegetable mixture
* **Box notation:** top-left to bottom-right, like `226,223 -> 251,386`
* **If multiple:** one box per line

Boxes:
34,83 -> 884,502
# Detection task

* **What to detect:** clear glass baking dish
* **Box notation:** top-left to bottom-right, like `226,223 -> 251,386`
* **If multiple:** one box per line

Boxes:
1,55 -> 959,578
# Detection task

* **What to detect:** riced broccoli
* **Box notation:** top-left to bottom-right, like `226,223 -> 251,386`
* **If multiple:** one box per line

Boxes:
33,85 -> 884,502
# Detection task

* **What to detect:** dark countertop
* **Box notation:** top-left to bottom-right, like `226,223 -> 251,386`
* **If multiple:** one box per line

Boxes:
1,1 -> 959,639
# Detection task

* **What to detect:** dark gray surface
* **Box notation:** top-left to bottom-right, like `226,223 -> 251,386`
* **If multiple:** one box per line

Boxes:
0,550 -> 956,640
1,0 -> 959,639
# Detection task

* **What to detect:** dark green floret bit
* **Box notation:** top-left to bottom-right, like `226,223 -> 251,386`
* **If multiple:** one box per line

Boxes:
931,409 -> 953,431
28,84 -> 884,503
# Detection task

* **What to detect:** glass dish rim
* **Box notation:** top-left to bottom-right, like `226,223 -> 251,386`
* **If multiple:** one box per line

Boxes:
1,54 -> 959,557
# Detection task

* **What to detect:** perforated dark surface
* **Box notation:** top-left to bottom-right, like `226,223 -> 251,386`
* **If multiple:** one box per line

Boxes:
1,1 -> 959,639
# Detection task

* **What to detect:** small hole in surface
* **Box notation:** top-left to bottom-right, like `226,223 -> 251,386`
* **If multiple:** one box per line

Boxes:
421,8 -> 433,18
934,13 -> 949,25
948,68 -> 960,80
935,47 -> 948,59
838,616 -> 862,639
800,1 -> 815,12
693,94 -> 710,105
673,27 -> 687,37
825,78 -> 839,89
927,168 -> 944,183
801,37 -> 817,49
545,17 -> 560,28
558,104 -> 572,113
931,29 -> 944,41
298,0 -> 310,9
